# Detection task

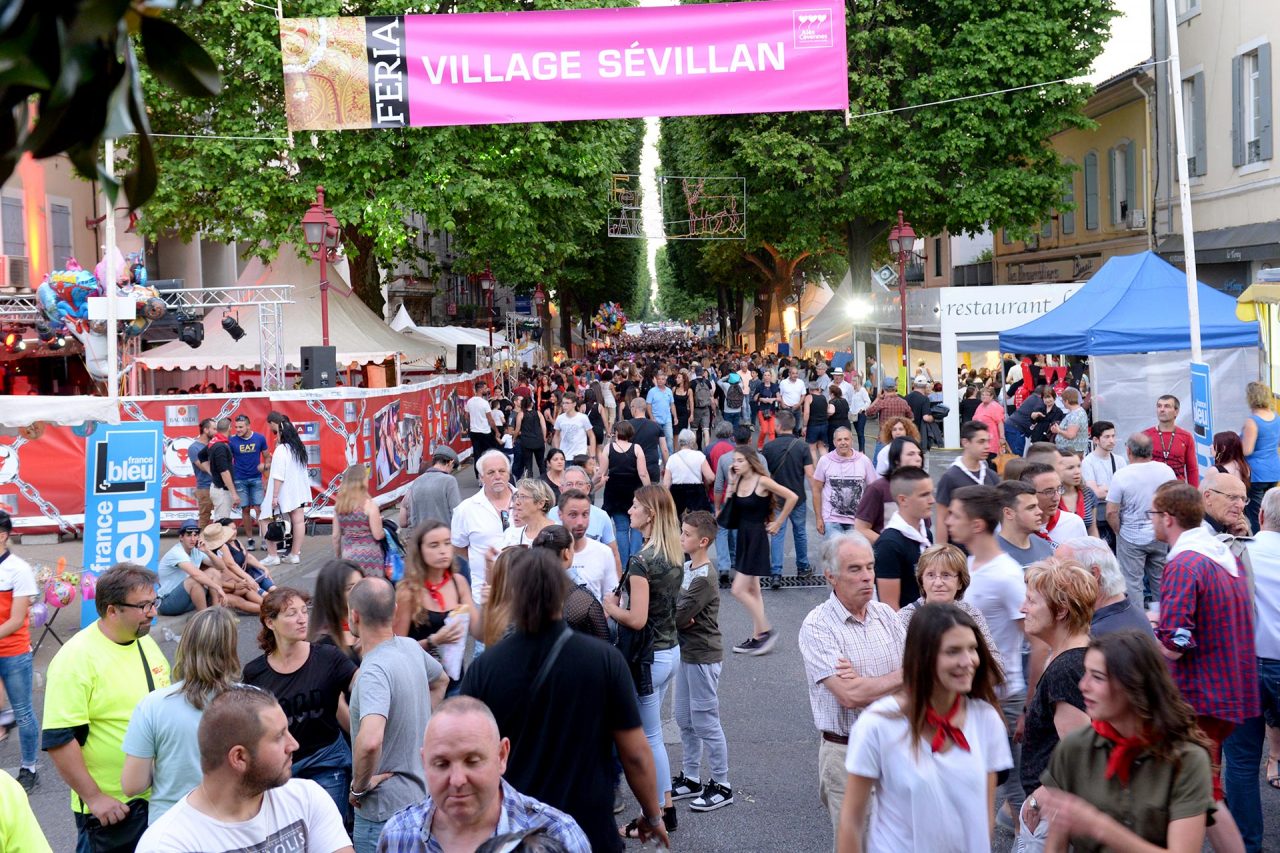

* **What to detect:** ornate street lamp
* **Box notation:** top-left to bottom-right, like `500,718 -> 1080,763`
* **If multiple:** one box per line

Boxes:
887,210 -> 920,386
301,186 -> 342,346
479,264 -> 496,353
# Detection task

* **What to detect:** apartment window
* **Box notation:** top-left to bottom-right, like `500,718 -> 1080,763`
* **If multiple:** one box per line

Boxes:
1182,73 -> 1207,176
1040,220 -> 1053,239
1233,44 -> 1273,166
1108,142 -> 1137,225
51,202 -> 73,269
933,237 -> 942,278
1061,174 -> 1076,235
1,197 -> 23,257
1083,152 -> 1099,230
1002,229 -> 1011,245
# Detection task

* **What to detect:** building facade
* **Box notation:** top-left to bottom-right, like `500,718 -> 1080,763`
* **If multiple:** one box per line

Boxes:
1154,0 -> 1279,294
993,64 -> 1155,284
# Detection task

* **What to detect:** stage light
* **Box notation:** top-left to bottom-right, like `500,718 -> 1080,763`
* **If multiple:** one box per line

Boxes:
221,313 -> 245,341
35,322 -> 54,343
178,313 -> 204,349
3,332 -> 25,353
48,334 -> 66,351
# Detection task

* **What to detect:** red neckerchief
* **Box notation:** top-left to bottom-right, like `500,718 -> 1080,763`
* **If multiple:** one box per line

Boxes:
208,434 -> 229,446
1093,720 -> 1149,786
925,695 -> 970,753
1060,490 -> 1085,519
1033,508 -> 1061,542
423,569 -> 453,611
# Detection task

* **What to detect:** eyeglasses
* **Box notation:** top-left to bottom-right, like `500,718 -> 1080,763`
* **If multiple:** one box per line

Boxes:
1145,509 -> 1166,519
1036,486 -> 1066,497
116,599 -> 159,613
922,571 -> 959,583
1207,489 -> 1247,505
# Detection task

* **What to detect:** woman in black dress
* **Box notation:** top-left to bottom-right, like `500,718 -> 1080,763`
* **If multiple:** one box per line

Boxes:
393,520 -> 480,694
672,369 -> 692,435
725,446 -> 797,656
600,420 -> 651,568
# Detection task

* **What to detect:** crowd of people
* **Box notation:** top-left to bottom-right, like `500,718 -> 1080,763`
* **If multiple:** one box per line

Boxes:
0,340 -> 1277,853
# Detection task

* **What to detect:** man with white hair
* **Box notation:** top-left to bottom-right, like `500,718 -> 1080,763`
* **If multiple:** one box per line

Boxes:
1222,486 -> 1280,853
451,450 -> 514,601
798,532 -> 905,836
1200,470 -> 1253,537
1056,537 -> 1155,639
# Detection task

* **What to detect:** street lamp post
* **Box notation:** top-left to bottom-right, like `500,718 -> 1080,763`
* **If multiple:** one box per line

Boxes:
301,186 -> 342,346
479,264 -> 496,355
887,210 -> 919,389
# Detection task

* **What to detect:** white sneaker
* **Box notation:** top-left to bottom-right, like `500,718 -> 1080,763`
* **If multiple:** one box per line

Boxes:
286,554 -> 300,564
260,556 -> 282,567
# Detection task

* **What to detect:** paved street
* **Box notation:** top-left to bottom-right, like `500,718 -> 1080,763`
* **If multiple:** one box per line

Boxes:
11,462 -> 1280,850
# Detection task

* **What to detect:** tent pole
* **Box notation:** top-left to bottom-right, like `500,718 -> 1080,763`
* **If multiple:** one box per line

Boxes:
1163,0 -> 1202,362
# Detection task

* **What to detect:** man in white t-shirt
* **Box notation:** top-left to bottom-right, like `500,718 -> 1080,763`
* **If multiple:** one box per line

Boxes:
559,489 -> 618,601
553,394 -> 596,461
1020,462 -> 1086,546
137,685 -> 352,853
1106,432 -> 1176,607
466,382 -> 497,466
944,485 -> 1032,825
1081,420 -> 1127,502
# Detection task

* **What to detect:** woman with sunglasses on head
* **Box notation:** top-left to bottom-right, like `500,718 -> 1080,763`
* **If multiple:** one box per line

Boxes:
1029,630 -> 1215,853
243,586 -> 357,822
838,602 -> 1011,853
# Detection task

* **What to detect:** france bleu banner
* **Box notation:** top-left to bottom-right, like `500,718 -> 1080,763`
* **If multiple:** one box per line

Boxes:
81,422 -> 163,627
280,0 -> 849,130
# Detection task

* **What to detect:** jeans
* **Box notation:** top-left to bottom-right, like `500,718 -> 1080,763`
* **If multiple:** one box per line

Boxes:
674,660 -> 729,784
1222,657 -> 1280,853
639,647 -> 679,801
1116,535 -> 1168,607
997,691 -> 1027,817
769,501 -> 810,576
292,735 -> 351,825
234,477 -> 264,508
1006,425 -> 1028,457
0,652 -> 37,766
353,815 -> 388,853
824,521 -> 855,540
613,512 -> 641,569
723,411 -> 742,429
715,526 -> 737,575
1247,480 -> 1275,535
853,412 -> 867,453
656,420 -> 674,456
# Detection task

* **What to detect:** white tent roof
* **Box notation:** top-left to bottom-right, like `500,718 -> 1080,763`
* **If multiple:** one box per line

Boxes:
389,306 -> 508,349
138,252 -> 446,371
802,273 -> 856,349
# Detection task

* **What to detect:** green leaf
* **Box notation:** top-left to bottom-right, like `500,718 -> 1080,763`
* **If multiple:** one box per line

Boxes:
139,15 -> 222,97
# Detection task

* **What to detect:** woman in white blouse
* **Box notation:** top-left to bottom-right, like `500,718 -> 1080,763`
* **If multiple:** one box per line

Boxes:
662,429 -> 714,518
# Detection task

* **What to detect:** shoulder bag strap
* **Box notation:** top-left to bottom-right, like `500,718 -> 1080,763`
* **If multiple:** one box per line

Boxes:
530,624 -> 573,698
1109,452 -> 1117,474
138,641 -> 155,693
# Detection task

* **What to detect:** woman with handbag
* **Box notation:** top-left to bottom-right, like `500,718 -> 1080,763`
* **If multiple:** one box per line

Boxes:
260,412 -> 311,567
604,484 -> 684,838
332,464 -> 386,577
725,447 -> 797,656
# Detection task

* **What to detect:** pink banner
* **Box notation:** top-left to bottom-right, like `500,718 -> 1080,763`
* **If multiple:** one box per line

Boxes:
281,0 -> 847,131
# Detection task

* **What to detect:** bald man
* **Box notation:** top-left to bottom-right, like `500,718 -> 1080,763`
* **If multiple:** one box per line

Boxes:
375,697 -> 589,853
1201,471 -> 1253,538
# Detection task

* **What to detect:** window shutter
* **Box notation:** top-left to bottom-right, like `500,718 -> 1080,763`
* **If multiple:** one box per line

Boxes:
1233,54 -> 1246,166
1193,72 -> 1208,175
0,197 -> 23,256
1125,142 -> 1137,218
1062,174 -> 1076,235
1107,147 -> 1117,225
1084,153 -> 1099,230
51,203 -> 73,269
1259,43 -> 1273,161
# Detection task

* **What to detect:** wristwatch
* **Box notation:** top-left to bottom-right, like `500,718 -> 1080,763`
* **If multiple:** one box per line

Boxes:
642,812 -> 663,828
1026,795 -> 1039,812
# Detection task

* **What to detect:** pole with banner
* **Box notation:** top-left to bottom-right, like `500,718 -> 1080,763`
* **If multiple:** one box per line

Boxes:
1190,361 -> 1213,470
81,422 -> 164,627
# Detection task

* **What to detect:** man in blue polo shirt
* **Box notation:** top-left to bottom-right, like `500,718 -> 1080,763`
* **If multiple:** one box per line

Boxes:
646,372 -> 677,460
229,415 -> 269,551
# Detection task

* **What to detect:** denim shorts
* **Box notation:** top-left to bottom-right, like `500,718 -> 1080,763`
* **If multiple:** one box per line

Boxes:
158,583 -> 194,616
234,478 -> 265,508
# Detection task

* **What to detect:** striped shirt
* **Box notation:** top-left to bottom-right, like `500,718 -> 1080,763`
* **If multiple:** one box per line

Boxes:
376,778 -> 590,853
798,594 -> 906,736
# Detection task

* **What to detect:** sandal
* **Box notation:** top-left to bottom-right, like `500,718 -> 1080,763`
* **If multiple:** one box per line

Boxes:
1268,756 -> 1280,789
618,818 -> 644,840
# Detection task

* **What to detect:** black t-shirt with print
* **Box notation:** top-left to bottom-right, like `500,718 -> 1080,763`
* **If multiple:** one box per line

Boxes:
1022,646 -> 1087,793
242,643 -> 357,759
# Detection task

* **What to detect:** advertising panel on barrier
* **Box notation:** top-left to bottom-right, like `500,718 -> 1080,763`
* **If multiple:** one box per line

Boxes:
0,372 -> 495,535
81,421 -> 164,627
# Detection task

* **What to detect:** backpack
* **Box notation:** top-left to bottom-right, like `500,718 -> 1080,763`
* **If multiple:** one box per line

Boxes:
726,382 -> 744,409
694,379 -> 713,409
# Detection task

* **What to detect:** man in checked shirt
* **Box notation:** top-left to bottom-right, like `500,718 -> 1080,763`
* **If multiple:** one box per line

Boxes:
1152,481 -> 1257,853
798,531 -> 905,841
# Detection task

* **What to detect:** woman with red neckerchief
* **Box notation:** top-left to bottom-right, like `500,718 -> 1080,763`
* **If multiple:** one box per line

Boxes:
1029,631 -> 1217,853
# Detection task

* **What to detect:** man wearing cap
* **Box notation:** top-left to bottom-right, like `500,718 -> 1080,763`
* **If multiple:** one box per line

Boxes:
157,520 -> 225,615
904,377 -> 935,448
400,445 -> 461,529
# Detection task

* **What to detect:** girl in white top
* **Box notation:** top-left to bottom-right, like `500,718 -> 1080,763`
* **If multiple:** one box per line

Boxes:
261,414 -> 312,564
839,602 -> 1012,853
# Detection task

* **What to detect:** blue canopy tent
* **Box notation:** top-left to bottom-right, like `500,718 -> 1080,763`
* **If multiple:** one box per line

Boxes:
998,251 -> 1260,454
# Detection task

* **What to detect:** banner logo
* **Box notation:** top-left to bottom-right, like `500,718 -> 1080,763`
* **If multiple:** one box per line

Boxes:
93,429 -> 160,496
793,9 -> 834,49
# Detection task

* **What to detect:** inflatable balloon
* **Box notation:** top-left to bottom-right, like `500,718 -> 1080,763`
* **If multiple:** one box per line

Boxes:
591,301 -> 627,335
79,572 -> 97,603
28,602 -> 48,629
45,580 -> 74,609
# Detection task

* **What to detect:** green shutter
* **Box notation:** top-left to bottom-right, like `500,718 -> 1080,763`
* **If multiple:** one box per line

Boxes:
1084,153 -> 1099,230
1233,54 -> 1246,167
1125,142 -> 1137,220
1193,72 -> 1208,175
1260,44 -> 1273,161
1107,147 -> 1117,225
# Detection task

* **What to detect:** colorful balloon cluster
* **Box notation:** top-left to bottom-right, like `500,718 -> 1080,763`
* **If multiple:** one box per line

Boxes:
592,302 -> 627,335
35,250 -> 165,380
31,558 -> 83,629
